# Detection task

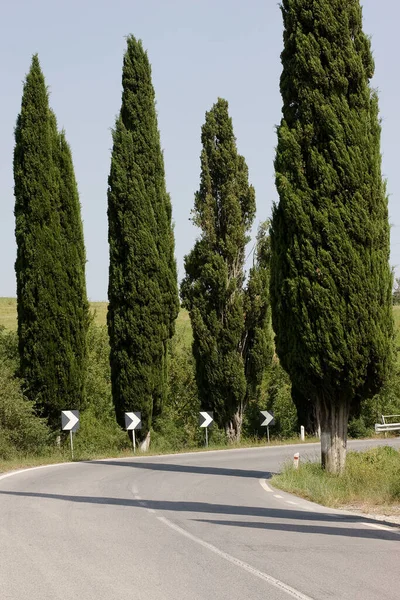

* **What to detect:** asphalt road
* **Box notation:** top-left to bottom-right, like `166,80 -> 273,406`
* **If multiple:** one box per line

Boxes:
1,438 -> 399,600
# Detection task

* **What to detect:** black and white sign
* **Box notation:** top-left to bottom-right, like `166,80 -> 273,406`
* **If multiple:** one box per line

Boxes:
125,412 -> 142,431
61,410 -> 80,432
199,411 -> 213,428
260,410 -> 275,427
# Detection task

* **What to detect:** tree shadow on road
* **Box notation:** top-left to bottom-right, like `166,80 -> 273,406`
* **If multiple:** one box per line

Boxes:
0,489 -> 399,541
193,518 -> 400,541
85,460 -> 275,480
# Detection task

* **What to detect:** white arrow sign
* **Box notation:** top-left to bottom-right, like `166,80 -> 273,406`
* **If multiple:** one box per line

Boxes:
125,412 -> 142,431
199,411 -> 213,428
260,410 -> 274,427
61,410 -> 80,432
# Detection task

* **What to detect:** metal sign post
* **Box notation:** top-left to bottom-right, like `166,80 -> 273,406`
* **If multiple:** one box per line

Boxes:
199,411 -> 213,447
70,430 -> 74,459
61,410 -> 80,460
260,410 -> 274,444
124,412 -> 142,454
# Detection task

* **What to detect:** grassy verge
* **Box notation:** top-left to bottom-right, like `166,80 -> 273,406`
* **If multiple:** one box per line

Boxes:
272,446 -> 400,515
0,436 -> 319,475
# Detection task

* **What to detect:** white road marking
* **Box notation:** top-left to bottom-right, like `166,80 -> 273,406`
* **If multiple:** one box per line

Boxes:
259,479 -> 274,493
286,501 -> 298,506
156,515 -> 314,600
364,522 -> 397,532
0,462 -> 73,484
274,494 -> 284,499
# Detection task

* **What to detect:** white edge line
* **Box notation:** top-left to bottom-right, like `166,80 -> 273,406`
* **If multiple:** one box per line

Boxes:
259,479 -> 274,493
155,515 -> 313,600
0,461 -> 73,484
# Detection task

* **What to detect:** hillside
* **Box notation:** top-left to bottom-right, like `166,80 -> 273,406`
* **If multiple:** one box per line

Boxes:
0,297 -> 192,346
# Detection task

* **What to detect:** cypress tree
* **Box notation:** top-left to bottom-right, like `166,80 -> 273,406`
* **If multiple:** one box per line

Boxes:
55,131 -> 89,412
107,37 -> 178,447
181,98 -> 256,441
14,55 -> 88,429
270,0 -> 393,472
243,222 -> 274,404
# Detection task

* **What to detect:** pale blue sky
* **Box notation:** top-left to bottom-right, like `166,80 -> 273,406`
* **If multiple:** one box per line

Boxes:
1,0 -> 399,301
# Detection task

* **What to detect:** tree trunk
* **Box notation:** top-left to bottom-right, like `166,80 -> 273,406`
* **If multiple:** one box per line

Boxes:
225,410 -> 242,443
317,398 -> 350,474
128,429 -> 151,452
139,431 -> 151,452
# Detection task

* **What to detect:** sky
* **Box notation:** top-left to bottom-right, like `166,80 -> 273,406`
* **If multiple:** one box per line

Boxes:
1,0 -> 399,301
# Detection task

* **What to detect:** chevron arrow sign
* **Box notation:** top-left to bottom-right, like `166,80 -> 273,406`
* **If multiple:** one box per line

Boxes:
199,411 -> 213,428
260,410 -> 275,427
125,412 -> 142,431
61,410 -> 80,432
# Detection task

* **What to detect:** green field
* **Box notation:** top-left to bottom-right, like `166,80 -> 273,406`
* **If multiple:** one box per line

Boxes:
0,298 -> 192,346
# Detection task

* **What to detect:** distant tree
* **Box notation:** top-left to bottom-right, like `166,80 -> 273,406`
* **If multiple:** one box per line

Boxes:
14,55 -> 89,429
107,37 -> 179,449
270,0 -> 393,472
392,277 -> 400,305
243,221 -> 274,405
181,98 -> 256,441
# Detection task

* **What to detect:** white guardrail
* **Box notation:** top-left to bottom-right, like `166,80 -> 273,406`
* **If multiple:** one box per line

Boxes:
375,414 -> 400,433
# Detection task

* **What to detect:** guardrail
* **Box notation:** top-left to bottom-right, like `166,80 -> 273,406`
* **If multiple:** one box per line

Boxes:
375,422 -> 400,433
375,414 -> 400,433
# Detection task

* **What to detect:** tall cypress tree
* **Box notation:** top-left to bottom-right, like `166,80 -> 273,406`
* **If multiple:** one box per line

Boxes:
270,0 -> 393,472
243,222 -> 274,404
108,37 -> 178,447
181,98 -> 256,441
55,131 -> 89,411
14,55 -> 88,429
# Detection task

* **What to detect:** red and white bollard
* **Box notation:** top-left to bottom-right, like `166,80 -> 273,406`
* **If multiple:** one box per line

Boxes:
293,452 -> 300,469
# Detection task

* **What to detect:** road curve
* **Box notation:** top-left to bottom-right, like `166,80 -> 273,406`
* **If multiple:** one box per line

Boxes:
1,439 -> 399,600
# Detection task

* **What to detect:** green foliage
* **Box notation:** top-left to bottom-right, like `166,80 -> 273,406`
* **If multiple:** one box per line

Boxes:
107,36 -> 178,442
55,131 -> 89,407
243,222 -> 274,404
273,446 -> 400,508
266,359 -> 298,438
181,98 -> 256,440
85,323 -> 113,416
270,1 -> 393,454
0,328 -> 50,459
13,55 -> 88,429
73,405 -> 127,455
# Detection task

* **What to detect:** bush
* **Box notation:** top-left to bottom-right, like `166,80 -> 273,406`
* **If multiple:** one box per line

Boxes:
348,416 -> 372,439
266,360 -> 298,439
0,362 -> 50,459
85,323 -> 113,417
73,405 -> 128,455
153,333 -> 202,451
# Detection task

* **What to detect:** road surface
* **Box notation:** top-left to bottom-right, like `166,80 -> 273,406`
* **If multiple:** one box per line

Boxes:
1,439 -> 399,600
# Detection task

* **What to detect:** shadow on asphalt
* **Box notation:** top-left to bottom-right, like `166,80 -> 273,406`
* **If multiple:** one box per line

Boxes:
85,460 -> 274,480
0,490 -> 399,541
193,518 -> 400,541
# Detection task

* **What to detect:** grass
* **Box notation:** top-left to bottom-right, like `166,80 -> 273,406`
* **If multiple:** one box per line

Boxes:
0,298 -> 19,330
272,446 -> 400,515
0,298 -> 192,341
